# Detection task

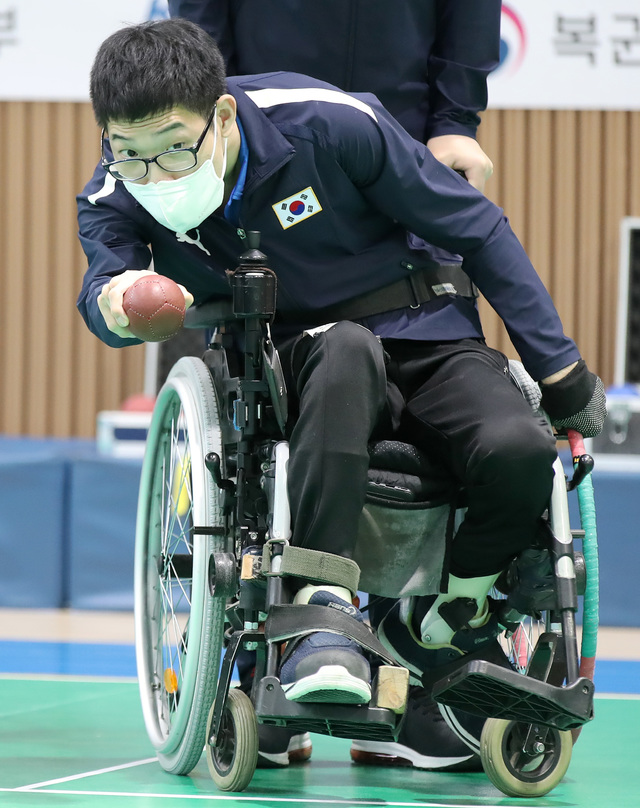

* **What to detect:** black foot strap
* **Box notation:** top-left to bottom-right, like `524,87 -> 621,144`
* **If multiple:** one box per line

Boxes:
265,604 -> 397,666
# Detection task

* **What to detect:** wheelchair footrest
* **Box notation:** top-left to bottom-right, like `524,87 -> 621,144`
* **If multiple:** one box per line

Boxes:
253,676 -> 401,742
432,660 -> 595,731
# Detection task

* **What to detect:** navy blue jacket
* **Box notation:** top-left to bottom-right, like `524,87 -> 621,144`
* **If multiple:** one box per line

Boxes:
77,72 -> 579,381
168,0 -> 501,142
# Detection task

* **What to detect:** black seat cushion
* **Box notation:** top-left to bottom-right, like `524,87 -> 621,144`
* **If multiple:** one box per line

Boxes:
367,440 -> 459,505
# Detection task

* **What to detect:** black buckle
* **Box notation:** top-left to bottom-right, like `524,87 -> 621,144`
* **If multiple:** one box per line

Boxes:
407,274 -> 424,309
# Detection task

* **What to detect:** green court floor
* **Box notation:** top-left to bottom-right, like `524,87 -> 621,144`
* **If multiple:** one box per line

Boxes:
1,677 -> 638,808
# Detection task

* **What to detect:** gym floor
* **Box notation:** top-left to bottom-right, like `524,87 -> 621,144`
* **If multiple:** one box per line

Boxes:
2,610 -> 639,808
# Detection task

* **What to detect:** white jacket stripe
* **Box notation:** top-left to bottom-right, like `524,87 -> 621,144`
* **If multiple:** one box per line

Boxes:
245,87 -> 378,121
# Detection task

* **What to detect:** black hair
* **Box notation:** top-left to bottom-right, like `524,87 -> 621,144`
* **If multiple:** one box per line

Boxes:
90,18 -> 227,128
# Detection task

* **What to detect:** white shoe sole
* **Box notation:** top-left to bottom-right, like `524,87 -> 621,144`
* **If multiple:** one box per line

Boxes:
258,732 -> 313,768
351,739 -> 475,770
282,665 -> 371,704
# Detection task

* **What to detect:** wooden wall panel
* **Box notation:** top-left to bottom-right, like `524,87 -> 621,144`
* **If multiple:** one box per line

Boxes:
601,112 -> 629,386
1,103 -> 28,434
50,103 -> 79,437
0,101 -> 146,438
527,110 -> 552,292
0,101 -> 639,437
575,111 -> 603,370
478,108 -> 640,378
551,110 -> 578,331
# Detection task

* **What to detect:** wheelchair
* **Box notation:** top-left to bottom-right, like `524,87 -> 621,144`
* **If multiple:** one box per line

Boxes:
133,234 -> 599,799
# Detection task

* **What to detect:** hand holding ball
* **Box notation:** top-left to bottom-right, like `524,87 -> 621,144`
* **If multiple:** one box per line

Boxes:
122,275 -> 187,342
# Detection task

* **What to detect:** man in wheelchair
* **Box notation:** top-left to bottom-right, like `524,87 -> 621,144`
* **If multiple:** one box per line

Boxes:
77,20 -> 606,773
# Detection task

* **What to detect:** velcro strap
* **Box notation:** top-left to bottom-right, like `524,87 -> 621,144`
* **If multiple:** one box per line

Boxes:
265,604 -> 397,665
438,597 -> 479,632
275,264 -> 476,326
262,544 -> 360,596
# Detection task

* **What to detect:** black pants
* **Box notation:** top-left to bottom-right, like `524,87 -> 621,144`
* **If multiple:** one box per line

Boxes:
277,322 -> 557,578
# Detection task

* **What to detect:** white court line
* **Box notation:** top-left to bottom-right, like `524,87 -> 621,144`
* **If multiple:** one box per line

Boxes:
0,789 -> 521,808
14,758 -> 158,791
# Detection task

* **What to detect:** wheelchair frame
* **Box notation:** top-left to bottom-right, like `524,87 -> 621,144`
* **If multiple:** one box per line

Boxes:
133,235 -> 599,798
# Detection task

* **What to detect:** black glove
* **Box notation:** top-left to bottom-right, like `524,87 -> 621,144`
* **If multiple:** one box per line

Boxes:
540,359 -> 607,438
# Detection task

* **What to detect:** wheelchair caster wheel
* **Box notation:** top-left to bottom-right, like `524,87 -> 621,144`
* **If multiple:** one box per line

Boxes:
480,718 -> 572,798
206,688 -> 259,792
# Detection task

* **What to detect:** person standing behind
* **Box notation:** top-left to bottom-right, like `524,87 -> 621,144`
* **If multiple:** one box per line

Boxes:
168,0 -> 500,192
166,1 -> 501,772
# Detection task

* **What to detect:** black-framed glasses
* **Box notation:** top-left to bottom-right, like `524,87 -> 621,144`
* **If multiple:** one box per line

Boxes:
101,107 -> 217,181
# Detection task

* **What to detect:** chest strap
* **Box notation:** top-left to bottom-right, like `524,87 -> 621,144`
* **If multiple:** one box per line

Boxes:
276,263 -> 476,326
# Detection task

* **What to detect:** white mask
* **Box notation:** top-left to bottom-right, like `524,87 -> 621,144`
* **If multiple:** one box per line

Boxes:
124,120 -> 228,233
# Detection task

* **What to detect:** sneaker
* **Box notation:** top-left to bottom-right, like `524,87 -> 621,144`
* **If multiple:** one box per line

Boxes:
279,590 -> 372,704
376,600 -> 492,754
236,649 -> 313,768
256,724 -> 313,768
351,685 -> 482,771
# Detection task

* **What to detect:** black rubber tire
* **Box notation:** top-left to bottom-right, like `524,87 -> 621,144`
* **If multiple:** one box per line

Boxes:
206,688 -> 259,792
481,717 -> 572,798
134,357 -> 228,774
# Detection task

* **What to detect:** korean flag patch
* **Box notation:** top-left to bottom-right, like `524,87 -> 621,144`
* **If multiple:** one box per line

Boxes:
273,186 -> 323,230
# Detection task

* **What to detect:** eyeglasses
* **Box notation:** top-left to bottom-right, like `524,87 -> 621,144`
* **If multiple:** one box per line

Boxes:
101,107 -> 217,181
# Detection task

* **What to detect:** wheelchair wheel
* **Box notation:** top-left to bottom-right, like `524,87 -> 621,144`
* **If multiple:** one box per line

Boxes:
206,688 -> 259,792
134,356 -> 229,775
481,718 -> 572,798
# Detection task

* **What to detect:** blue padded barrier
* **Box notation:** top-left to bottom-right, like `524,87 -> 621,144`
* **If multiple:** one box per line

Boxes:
568,468 -> 640,628
0,437 -> 638,624
0,453 -> 66,608
59,454 -> 640,622
67,456 -> 142,610
0,437 -> 97,608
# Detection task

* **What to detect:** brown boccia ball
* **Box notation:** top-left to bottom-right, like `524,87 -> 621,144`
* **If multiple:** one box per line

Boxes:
122,275 -> 186,342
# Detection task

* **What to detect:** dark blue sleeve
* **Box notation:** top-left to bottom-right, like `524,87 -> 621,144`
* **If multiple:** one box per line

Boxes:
76,167 -> 151,348
168,0 -> 237,72
426,0 -> 502,140
329,101 -> 580,380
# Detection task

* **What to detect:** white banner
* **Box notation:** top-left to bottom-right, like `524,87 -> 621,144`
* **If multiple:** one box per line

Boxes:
1,1 -> 639,109
490,1 -> 640,109
0,0 -> 168,102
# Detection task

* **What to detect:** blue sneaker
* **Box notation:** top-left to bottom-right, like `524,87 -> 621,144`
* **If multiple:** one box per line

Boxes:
279,590 -> 371,704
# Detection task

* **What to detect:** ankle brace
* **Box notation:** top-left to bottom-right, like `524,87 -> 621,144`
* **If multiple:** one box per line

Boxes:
418,573 -> 500,647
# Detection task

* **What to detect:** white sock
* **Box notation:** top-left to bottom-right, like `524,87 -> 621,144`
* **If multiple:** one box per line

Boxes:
293,584 -> 353,605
